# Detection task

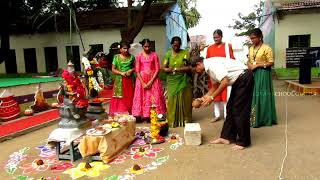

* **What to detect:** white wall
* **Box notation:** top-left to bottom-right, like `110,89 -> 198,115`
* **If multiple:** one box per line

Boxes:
0,62 -> 5,73
1,25 -> 166,73
275,13 -> 320,68
134,26 -> 167,61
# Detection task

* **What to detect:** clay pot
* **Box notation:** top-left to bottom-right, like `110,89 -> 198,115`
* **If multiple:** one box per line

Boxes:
192,99 -> 202,108
0,91 -> 20,121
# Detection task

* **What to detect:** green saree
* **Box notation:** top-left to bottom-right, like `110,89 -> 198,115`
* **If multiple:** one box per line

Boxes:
164,49 -> 193,127
112,54 -> 135,97
250,68 -> 277,127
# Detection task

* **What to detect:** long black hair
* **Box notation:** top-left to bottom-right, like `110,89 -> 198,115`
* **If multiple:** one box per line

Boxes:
213,29 -> 223,37
170,36 -> 182,45
119,41 -> 131,48
139,38 -> 151,46
250,28 -> 264,42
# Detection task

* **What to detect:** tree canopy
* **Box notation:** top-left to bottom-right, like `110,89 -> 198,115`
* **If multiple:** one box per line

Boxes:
229,1 -> 264,37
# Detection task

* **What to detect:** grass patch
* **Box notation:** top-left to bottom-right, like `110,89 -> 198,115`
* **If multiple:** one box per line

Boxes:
274,67 -> 319,79
0,73 -> 49,78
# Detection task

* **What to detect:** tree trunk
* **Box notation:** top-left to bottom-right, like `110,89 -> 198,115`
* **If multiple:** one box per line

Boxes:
0,0 -> 11,64
127,0 -> 133,28
121,0 -> 153,43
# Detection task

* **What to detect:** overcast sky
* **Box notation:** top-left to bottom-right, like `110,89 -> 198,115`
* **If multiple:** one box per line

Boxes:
188,0 -> 261,48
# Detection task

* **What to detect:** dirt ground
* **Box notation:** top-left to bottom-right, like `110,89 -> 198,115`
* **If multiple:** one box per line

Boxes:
1,80 -> 320,180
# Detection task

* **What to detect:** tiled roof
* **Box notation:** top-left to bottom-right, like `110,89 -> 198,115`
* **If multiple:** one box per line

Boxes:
10,2 -> 175,34
275,0 -> 320,10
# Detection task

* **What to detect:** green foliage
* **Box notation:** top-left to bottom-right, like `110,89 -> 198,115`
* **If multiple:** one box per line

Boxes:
177,0 -> 200,28
229,0 -> 264,44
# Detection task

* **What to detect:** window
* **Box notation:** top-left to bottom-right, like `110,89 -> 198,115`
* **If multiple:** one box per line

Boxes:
24,48 -> 38,73
289,35 -> 310,48
66,46 -> 81,71
5,50 -> 18,74
44,47 -> 58,72
149,40 -> 156,52
89,44 -> 104,56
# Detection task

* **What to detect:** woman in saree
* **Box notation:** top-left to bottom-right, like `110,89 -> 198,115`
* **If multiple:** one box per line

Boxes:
132,39 -> 166,122
247,28 -> 277,128
163,36 -> 193,127
109,41 -> 135,115
206,29 -> 235,122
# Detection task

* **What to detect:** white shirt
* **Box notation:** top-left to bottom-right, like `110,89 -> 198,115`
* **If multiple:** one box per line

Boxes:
204,57 -> 247,85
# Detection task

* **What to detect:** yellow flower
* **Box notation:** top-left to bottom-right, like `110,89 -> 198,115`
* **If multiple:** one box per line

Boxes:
87,70 -> 93,76
63,162 -> 110,179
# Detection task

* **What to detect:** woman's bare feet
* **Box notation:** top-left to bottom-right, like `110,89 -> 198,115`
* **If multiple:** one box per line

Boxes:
231,145 -> 245,150
209,138 -> 230,144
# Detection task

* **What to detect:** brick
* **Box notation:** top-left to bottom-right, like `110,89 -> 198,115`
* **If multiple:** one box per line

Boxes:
184,123 -> 201,145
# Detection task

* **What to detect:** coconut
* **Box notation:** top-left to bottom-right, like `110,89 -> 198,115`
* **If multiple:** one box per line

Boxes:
192,99 -> 202,108
24,109 -> 34,116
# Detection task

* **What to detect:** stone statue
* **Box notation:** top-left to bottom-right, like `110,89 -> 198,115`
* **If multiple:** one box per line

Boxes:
58,61 -> 89,128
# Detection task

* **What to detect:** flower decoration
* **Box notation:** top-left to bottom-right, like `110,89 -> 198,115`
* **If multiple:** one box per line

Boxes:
166,133 -> 184,150
38,177 -> 60,180
126,164 -> 145,175
135,130 -> 151,139
19,158 -> 57,174
50,162 -> 73,171
16,175 -> 60,180
61,67 -> 89,108
133,130 -> 151,145
130,145 -> 163,160
109,155 -> 126,165
104,174 -> 134,180
150,106 -> 168,144
132,139 -> 148,146
5,147 -> 30,175
87,68 -> 93,76
36,145 -> 56,158
145,156 -> 170,171
16,175 -> 33,180
81,56 -> 103,96
166,133 -> 183,143
63,162 -> 110,179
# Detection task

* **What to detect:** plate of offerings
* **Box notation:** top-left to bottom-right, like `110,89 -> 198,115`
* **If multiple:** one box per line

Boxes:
86,126 -> 112,136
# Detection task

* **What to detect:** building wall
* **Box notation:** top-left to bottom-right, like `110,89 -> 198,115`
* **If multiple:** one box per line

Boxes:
0,25 -> 166,73
0,56 -> 5,73
275,12 -> 320,67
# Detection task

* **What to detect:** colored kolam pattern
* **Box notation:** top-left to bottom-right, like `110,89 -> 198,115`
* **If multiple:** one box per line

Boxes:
5,128 -> 183,179
5,147 -> 30,175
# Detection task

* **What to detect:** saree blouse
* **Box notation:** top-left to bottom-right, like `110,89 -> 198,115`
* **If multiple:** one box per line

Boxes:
248,44 -> 274,64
